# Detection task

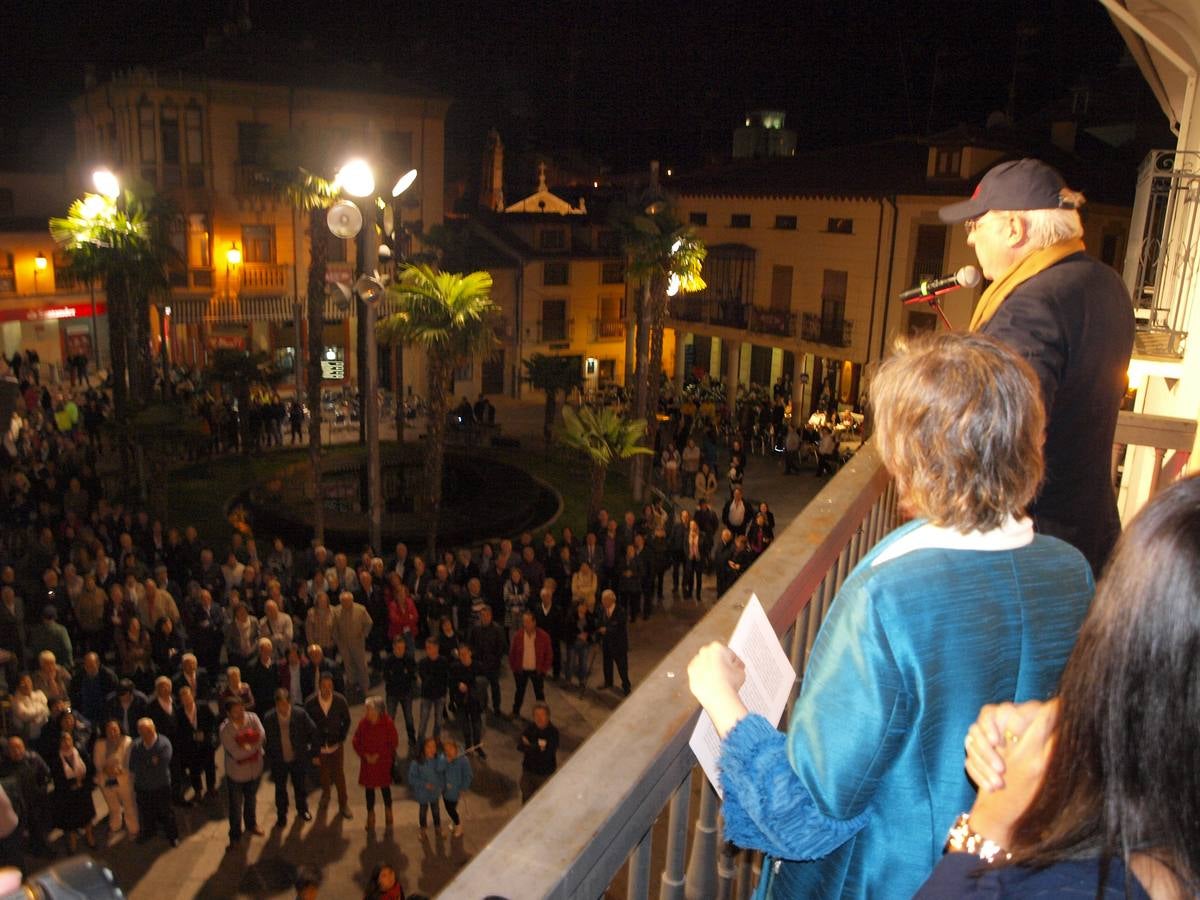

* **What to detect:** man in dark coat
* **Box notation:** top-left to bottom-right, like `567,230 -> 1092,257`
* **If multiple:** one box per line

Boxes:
245,639 -> 281,714
262,688 -> 317,827
304,673 -> 352,819
596,589 -> 631,696
939,158 -> 1134,575
467,606 -> 506,717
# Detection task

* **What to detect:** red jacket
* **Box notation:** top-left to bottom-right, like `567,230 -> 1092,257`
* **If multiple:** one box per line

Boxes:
351,714 -> 399,788
387,594 -> 420,641
509,626 -> 553,675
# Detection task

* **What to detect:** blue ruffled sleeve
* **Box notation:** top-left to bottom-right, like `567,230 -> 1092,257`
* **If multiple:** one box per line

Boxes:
719,713 -> 868,860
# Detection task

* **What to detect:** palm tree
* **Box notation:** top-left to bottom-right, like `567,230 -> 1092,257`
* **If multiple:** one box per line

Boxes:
616,203 -> 706,499
260,165 -> 340,544
51,186 -> 172,470
378,264 -> 499,555
523,353 -> 584,444
558,404 -> 653,525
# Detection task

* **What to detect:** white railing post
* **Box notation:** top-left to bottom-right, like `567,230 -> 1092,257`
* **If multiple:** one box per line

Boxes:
684,777 -> 721,899
660,770 -> 694,900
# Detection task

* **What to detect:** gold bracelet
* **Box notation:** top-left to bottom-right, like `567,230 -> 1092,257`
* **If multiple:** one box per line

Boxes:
944,813 -> 1012,864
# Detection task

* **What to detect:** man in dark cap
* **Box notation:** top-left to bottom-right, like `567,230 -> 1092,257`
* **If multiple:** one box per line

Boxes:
939,158 -> 1134,575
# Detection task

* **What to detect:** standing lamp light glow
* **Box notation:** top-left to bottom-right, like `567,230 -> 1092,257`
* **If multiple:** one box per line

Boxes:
33,253 -> 47,293
335,158 -> 376,198
91,169 -> 120,199
391,168 -> 418,198
225,243 -> 242,299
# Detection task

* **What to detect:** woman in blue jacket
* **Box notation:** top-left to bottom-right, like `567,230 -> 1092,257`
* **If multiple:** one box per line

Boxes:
441,738 -> 473,838
406,737 -> 445,833
688,333 -> 1096,899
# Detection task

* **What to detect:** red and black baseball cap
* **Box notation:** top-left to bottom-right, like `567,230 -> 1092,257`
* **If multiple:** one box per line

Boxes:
938,158 -> 1081,223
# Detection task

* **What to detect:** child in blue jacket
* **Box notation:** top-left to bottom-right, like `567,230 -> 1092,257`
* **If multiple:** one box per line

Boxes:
441,738 -> 474,837
407,737 -> 446,832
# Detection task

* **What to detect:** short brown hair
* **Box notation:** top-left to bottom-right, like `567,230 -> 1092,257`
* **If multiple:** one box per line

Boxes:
871,332 -> 1044,531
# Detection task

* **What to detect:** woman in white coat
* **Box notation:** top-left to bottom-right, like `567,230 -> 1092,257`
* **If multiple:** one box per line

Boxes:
93,718 -> 138,837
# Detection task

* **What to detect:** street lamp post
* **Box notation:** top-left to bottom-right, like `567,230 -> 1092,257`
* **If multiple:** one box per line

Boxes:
334,159 -> 418,554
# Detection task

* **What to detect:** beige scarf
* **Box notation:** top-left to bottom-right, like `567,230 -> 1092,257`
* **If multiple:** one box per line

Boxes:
969,238 -> 1086,331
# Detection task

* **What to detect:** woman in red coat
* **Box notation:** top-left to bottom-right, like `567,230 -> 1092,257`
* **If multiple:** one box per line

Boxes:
386,574 -> 419,651
352,696 -> 399,828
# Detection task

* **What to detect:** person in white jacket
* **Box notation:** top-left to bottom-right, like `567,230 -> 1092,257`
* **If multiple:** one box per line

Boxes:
94,718 -> 138,836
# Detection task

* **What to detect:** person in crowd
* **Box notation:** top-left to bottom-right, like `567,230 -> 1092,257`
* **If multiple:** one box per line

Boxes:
596,588 -> 631,698
51,731 -> 95,852
174,684 -> 218,802
417,637 -> 449,740
502,567 -> 530,640
220,665 -> 255,717
449,644 -> 485,757
509,610 -> 551,719
260,600 -> 293,660
1,736 -> 51,857
246,637 -> 281,714
305,672 -> 352,820
530,582 -> 563,681
681,438 -> 702,497
28,606 -> 72,671
332,590 -> 372,702
722,486 -> 749,538
32,650 -> 70,704
746,510 -> 774,559
187,588 -> 225,677
224,603 -> 258,671
564,600 -> 595,692
304,592 -> 336,660
570,560 -> 597,612
695,462 -> 718,504
147,675 -> 188,806
129,717 -> 180,846
11,674 -> 48,741
73,651 -> 118,726
352,696 -> 398,829
435,615 -> 460,661
616,544 -> 644,623
518,702 -> 559,804
219,696 -> 266,850
407,737 -> 445,834
172,652 -> 210,704
920,474 -> 1200,898
93,718 -> 138,837
364,862 -> 405,900
385,578 -> 419,654
299,643 -> 339,702
263,688 -> 316,828
105,679 -> 149,737
441,738 -> 472,838
939,158 -> 1134,576
466,605 -> 505,719
383,636 -> 418,757
686,332 -> 1095,899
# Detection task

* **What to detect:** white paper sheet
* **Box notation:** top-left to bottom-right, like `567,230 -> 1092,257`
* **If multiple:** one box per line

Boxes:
689,593 -> 797,797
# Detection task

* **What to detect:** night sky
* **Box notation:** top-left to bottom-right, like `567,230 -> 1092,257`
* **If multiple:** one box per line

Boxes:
0,0 -> 1160,181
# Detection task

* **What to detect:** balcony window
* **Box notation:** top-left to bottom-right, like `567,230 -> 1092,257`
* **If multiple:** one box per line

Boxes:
774,215 -> 797,230
325,228 -> 348,263
185,103 -> 205,187
542,299 -> 568,341
237,122 -> 271,165
730,213 -> 751,229
540,228 -> 566,251
911,224 -> 948,284
242,225 -> 275,263
934,148 -> 961,177
53,252 -> 78,291
138,99 -> 156,165
601,261 -> 624,284
688,212 -> 708,226
544,262 -> 569,286
827,217 -> 853,234
0,253 -> 13,294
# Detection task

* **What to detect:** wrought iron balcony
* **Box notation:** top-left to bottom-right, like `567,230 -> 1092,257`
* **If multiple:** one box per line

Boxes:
239,263 -> 290,292
594,318 -> 625,341
749,306 -> 795,337
234,163 -> 277,196
801,313 -> 853,348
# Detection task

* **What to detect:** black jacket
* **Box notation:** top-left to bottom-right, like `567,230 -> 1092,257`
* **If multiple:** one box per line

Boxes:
467,622 -> 506,675
383,653 -> 416,698
262,706 -> 318,771
596,603 -> 628,654
104,691 -> 150,736
245,658 -> 280,713
304,692 -> 351,747
980,251 -> 1134,575
519,722 -> 559,776
174,701 -> 218,760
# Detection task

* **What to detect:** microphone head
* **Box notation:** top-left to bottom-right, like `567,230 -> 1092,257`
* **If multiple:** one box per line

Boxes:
956,266 -> 981,288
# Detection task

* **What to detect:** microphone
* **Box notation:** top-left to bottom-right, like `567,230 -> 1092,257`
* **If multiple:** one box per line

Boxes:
899,266 -> 981,303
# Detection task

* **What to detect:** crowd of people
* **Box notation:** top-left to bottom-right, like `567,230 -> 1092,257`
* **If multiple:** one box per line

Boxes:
0,332 -> 806,898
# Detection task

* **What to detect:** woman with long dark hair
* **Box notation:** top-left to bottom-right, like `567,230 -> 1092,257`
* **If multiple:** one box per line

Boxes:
919,475 -> 1200,898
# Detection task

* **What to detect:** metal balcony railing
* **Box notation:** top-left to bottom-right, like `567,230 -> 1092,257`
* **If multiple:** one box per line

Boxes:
234,163 -> 276,195
749,306 -> 795,337
441,445 -> 901,899
801,313 -> 853,348
239,263 -> 289,291
594,318 -> 626,341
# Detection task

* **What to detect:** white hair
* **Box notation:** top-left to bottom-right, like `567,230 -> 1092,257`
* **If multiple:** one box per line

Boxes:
1019,207 -> 1083,250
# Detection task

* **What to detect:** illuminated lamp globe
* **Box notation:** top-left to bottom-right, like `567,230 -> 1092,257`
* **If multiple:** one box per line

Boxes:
391,168 -> 418,198
92,169 -> 120,199
666,272 -> 682,297
336,159 -> 375,198
226,245 -> 242,267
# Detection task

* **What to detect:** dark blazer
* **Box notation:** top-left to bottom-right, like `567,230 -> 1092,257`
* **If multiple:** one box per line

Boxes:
596,603 -> 628,654
104,691 -> 150,736
298,658 -> 340,701
173,701 -> 218,761
980,251 -> 1134,575
304,692 -> 351,747
245,658 -> 282,713
262,706 -> 318,771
